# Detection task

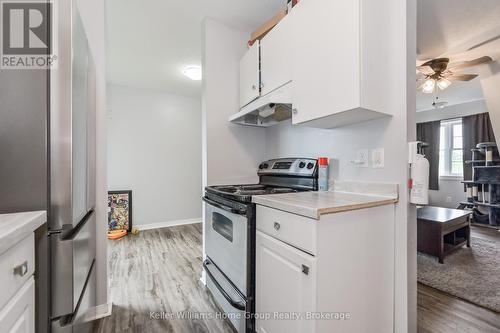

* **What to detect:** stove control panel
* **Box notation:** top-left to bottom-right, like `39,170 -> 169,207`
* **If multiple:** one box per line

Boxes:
258,158 -> 318,177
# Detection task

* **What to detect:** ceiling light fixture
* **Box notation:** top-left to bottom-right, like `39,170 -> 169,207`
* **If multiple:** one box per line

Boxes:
437,78 -> 451,90
422,78 -> 435,94
182,65 -> 202,81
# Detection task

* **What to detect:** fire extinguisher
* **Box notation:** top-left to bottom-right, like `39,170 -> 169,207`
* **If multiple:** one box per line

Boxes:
408,141 -> 430,205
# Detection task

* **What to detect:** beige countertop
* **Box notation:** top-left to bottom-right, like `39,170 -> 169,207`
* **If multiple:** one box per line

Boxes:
0,211 -> 46,255
252,187 -> 398,220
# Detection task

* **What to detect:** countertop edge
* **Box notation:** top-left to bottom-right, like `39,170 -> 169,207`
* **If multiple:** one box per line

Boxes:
0,211 -> 47,255
253,194 -> 398,219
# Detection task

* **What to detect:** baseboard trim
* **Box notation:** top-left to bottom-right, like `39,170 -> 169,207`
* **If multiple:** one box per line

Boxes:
136,218 -> 202,231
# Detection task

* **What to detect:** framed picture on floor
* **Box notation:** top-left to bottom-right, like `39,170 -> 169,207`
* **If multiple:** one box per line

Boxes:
108,190 -> 132,231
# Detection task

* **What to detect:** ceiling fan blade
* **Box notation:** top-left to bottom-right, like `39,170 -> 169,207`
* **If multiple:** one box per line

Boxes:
448,56 -> 492,70
416,65 -> 435,75
447,73 -> 478,81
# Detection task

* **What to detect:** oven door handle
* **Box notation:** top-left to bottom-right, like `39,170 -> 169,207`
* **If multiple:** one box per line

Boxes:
202,196 -> 245,215
203,259 -> 246,311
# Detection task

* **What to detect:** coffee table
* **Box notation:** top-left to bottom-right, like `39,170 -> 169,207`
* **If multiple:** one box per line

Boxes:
417,206 -> 471,263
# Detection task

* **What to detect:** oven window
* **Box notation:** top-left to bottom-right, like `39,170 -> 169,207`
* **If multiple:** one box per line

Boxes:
212,212 -> 233,242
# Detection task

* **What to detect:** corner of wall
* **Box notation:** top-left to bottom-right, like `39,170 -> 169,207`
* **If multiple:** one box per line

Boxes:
479,61 -> 500,142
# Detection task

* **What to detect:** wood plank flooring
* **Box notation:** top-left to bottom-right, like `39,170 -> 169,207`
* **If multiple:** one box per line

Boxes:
93,224 -> 235,333
94,223 -> 499,333
417,225 -> 500,333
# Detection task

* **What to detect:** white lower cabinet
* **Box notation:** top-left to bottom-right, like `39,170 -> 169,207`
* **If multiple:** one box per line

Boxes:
255,204 -> 395,333
0,277 -> 35,333
255,231 -> 316,333
0,233 -> 36,333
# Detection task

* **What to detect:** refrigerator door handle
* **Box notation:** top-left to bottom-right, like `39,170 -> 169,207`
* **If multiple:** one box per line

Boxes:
61,209 -> 94,241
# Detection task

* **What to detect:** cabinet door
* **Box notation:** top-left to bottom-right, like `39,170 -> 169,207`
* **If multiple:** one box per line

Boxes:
239,41 -> 260,107
291,0 -> 360,124
0,277 -> 35,333
260,15 -> 292,96
256,231 -> 316,333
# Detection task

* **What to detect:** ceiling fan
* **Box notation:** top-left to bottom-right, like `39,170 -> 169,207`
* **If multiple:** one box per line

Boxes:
416,56 -> 492,93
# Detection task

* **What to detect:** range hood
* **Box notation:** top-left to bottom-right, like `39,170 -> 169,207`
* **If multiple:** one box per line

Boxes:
229,82 -> 292,127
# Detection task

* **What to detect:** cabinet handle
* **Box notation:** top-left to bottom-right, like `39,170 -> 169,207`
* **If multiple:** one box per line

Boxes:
301,264 -> 309,275
13,261 -> 28,277
292,108 -> 298,115
273,222 -> 281,231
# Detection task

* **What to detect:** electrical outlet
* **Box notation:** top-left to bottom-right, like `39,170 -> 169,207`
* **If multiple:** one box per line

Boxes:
446,196 -> 452,203
356,149 -> 369,167
371,148 -> 384,168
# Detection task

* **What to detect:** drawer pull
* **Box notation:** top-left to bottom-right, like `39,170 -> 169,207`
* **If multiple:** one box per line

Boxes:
273,222 -> 281,231
301,264 -> 309,275
13,261 -> 28,277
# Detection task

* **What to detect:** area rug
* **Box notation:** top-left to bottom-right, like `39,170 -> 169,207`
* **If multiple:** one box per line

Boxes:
417,236 -> 500,312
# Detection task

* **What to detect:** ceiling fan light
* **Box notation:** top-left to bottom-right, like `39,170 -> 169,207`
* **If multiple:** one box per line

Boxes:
422,79 -> 435,93
437,78 -> 451,90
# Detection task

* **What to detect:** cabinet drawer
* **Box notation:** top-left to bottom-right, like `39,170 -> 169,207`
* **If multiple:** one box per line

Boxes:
256,205 -> 317,255
0,234 -> 35,310
0,277 -> 35,333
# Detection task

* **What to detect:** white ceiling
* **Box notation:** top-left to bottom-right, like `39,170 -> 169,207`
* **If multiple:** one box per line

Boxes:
106,0 -> 500,103
416,0 -> 500,111
106,0 -> 285,97
417,0 -> 500,61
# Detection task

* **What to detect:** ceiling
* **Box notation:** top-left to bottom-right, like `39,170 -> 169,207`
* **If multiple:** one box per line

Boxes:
106,0 -> 500,103
416,0 -> 500,111
106,0 -> 284,97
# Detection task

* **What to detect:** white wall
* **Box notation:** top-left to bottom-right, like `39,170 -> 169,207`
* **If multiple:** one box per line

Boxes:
416,99 -> 488,123
202,19 -> 267,187
428,179 -> 465,208
75,0 -> 108,307
107,85 -> 202,226
480,61 -> 500,141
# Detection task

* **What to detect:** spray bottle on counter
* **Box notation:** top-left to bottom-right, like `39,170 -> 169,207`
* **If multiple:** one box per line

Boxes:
318,157 -> 329,191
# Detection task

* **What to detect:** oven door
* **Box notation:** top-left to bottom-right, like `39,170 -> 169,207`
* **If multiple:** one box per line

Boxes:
203,196 -> 248,296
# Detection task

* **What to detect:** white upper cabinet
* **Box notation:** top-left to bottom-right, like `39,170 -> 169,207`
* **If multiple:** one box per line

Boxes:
239,41 -> 260,107
290,0 -> 392,128
235,0 -> 392,128
260,14 -> 293,96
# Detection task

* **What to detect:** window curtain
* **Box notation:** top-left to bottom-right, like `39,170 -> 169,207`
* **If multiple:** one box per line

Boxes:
462,112 -> 498,180
417,121 -> 441,190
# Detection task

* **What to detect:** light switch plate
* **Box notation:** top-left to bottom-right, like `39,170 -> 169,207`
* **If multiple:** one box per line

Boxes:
371,148 -> 384,168
356,149 -> 369,167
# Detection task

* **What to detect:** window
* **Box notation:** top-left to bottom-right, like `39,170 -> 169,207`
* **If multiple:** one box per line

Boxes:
439,119 -> 463,177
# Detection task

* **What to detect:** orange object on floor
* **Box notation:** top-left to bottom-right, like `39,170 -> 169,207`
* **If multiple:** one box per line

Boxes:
108,229 -> 127,240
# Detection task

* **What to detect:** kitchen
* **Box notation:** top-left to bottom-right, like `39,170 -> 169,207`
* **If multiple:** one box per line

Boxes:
1,0 -> 414,332
201,0 -> 412,330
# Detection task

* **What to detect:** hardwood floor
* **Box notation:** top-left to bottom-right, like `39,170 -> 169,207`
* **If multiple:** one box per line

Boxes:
93,224 -> 235,333
417,225 -> 500,333
94,223 -> 499,333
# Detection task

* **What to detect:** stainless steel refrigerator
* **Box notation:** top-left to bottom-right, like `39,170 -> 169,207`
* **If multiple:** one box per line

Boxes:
0,1 -> 97,332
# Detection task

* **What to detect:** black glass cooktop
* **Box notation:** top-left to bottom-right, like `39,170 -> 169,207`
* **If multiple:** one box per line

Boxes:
205,184 -> 298,203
